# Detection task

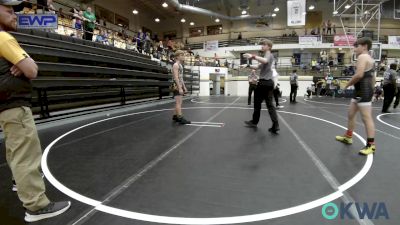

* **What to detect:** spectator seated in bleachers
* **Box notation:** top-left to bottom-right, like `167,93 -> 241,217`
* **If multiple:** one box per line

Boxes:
95,29 -> 108,45
126,39 -> 139,53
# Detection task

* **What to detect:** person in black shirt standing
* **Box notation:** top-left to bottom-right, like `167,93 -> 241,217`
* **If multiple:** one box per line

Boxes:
382,63 -> 398,113
289,69 -> 298,103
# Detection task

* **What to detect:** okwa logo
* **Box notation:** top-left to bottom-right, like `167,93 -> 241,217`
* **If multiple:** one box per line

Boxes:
322,202 -> 390,220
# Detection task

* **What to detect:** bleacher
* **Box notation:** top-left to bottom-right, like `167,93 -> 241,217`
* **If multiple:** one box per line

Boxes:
12,30 -> 199,118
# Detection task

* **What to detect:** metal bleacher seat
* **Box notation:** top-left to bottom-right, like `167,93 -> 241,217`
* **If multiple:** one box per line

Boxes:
72,37 -> 84,45
31,29 -> 48,38
60,35 -> 75,43
17,29 -> 33,35
47,32 -> 62,40
11,30 -> 171,118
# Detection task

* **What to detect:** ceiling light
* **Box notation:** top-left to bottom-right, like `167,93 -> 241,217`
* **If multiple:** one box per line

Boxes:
190,22 -> 195,26
162,2 -> 168,8
155,18 -> 160,22
198,29 -> 201,33
215,18 -> 220,23
274,7 -> 279,12
181,18 -> 186,23
333,10 -> 338,15
302,12 -> 307,15
219,27 -> 222,30
242,10 -> 247,15
272,13 -> 276,17
345,4 -> 351,9
132,9 -> 138,14
364,10 -> 369,14
309,5 -> 315,10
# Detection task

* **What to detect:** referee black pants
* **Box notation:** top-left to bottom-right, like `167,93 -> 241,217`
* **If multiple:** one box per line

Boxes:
252,79 -> 279,129
382,84 -> 396,112
290,84 -> 298,102
248,83 -> 257,105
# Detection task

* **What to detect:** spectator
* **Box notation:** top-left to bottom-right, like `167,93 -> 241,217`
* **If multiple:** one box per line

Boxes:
333,23 -> 336,35
153,34 -> 160,42
120,25 -> 127,40
136,31 -> 143,53
46,0 -> 55,13
316,79 -> 324,97
0,1 -> 71,221
382,64 -> 398,113
327,20 -> 332,35
36,0 -> 47,11
126,39 -> 139,52
95,29 -> 105,44
290,69 -> 298,103
322,21 -> 327,35
72,10 -> 84,39
157,40 -> 164,59
214,53 -> 220,67
373,84 -> 383,102
311,58 -> 317,70
248,69 -> 258,105
187,47 -> 194,56
306,85 -> 312,99
167,37 -> 174,51
144,32 -> 151,54
58,7 -> 65,18
291,56 -> 296,66
83,6 -> 96,41
238,32 -> 242,40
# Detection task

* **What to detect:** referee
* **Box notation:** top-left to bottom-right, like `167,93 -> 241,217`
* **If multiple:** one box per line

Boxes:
382,63 -> 398,113
242,39 -> 279,134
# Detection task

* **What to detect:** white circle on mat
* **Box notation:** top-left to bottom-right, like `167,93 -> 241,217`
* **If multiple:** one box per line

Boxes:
377,112 -> 400,130
41,107 -> 373,225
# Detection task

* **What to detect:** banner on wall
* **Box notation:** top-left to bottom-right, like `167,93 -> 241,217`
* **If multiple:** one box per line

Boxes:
204,40 -> 219,51
334,34 -> 356,46
388,36 -> 400,45
395,0 -> 400,19
287,0 -> 306,26
299,35 -> 322,45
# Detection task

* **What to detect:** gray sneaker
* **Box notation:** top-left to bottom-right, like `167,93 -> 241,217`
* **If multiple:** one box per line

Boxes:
25,201 -> 71,222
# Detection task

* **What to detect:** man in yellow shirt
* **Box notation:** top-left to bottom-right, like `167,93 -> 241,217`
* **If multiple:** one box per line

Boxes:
0,0 -> 71,222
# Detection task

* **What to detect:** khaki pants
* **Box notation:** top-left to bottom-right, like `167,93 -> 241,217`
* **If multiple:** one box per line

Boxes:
0,107 -> 50,211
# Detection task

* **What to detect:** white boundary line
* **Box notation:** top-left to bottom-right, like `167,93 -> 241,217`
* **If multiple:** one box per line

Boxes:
304,98 -> 381,109
191,121 -> 225,125
41,106 -> 373,225
191,98 -> 287,105
185,124 -> 223,128
376,113 -> 400,130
